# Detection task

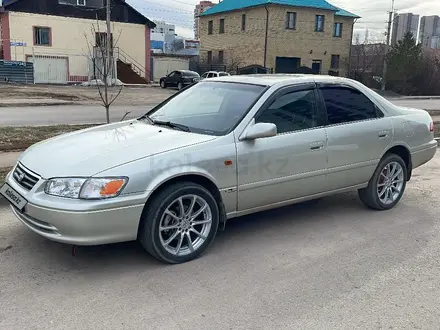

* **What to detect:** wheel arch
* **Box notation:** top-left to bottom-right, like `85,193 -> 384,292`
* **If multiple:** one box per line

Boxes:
383,144 -> 412,181
138,173 -> 227,238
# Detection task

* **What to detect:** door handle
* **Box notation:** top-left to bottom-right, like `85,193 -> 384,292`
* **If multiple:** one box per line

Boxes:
310,141 -> 324,151
378,130 -> 389,138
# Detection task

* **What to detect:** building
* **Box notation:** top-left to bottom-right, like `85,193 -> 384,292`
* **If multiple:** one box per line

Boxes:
391,13 -> 420,45
199,0 -> 359,75
0,0 -> 155,84
151,20 -> 176,35
151,20 -> 176,53
194,1 -> 215,39
419,15 -> 440,49
184,39 -> 200,49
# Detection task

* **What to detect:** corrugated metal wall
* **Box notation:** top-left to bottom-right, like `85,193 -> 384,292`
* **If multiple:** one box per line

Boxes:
0,60 -> 34,84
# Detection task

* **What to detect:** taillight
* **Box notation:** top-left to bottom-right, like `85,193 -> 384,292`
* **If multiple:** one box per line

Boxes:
430,122 -> 434,132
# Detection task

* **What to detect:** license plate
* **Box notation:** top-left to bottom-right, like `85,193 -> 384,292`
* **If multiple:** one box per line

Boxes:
0,183 -> 28,210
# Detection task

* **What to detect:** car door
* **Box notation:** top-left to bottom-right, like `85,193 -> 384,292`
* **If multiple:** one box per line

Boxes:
166,71 -> 176,85
236,83 -> 328,211
317,83 -> 393,191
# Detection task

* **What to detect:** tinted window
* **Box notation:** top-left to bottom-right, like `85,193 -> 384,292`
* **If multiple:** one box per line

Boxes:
182,71 -> 199,77
256,89 -> 318,134
149,82 -> 266,135
320,87 -> 378,125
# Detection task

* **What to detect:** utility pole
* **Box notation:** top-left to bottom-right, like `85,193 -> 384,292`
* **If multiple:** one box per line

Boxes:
104,0 -> 111,123
381,0 -> 395,91
106,0 -> 112,83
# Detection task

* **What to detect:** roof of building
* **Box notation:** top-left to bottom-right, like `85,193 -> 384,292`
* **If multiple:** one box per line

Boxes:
200,0 -> 360,19
0,0 -> 156,27
334,7 -> 360,18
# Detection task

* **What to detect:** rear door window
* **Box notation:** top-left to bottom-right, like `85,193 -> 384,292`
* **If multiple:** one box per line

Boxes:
320,86 -> 379,125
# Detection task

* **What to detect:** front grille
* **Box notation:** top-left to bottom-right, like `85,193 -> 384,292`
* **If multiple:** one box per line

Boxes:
13,162 -> 40,191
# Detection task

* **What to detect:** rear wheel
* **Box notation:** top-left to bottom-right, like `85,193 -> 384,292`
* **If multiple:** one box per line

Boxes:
177,82 -> 183,90
139,182 -> 219,264
358,153 -> 407,210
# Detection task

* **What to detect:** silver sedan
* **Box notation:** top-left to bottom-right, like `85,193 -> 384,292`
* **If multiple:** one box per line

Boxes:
1,75 -> 437,264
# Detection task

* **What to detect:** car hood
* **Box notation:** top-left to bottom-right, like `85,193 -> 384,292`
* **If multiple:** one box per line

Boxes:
18,120 -> 216,178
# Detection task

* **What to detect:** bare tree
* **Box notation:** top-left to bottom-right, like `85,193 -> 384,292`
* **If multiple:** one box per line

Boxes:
347,29 -> 385,87
84,16 -> 123,124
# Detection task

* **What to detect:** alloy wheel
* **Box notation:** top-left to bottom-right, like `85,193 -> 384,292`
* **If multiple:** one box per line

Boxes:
158,194 -> 212,257
377,161 -> 405,205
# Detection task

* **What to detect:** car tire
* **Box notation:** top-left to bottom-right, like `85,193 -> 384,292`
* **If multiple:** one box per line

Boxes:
177,82 -> 183,90
160,80 -> 166,88
139,182 -> 220,264
358,153 -> 407,210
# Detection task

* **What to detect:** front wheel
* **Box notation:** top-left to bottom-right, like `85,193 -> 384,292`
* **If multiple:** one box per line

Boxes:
160,80 -> 166,88
177,82 -> 183,90
358,153 -> 407,210
139,182 -> 219,264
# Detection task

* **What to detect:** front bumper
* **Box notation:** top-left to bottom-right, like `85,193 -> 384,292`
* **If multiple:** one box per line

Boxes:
5,166 -> 145,246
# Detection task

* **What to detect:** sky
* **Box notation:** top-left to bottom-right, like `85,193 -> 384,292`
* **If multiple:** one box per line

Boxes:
115,0 -> 437,40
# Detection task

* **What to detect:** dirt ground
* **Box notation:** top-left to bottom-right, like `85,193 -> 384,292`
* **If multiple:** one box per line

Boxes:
0,83 -> 174,106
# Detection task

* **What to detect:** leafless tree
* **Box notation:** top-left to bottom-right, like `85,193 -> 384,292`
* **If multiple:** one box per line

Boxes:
84,17 -> 123,124
347,30 -> 385,87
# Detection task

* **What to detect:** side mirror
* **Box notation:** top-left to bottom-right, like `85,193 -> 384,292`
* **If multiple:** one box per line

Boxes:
240,120 -> 277,141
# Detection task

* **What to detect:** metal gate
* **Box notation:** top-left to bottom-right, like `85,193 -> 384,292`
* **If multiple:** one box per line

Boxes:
275,56 -> 301,73
27,55 -> 68,84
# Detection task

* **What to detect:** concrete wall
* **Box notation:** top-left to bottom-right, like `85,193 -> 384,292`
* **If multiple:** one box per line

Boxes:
199,5 -> 354,75
151,56 -> 189,82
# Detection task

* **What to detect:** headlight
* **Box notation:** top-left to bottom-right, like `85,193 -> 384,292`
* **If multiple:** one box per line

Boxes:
45,177 -> 128,199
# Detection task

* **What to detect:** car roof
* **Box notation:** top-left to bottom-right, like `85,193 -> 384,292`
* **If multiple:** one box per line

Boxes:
206,74 -> 355,86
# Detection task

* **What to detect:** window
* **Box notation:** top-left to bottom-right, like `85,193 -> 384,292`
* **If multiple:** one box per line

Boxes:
219,18 -> 225,34
256,89 -> 318,134
148,82 -> 266,135
33,27 -> 51,46
334,22 -> 342,37
207,51 -> 212,64
286,12 -> 297,29
242,14 -> 246,31
320,87 -> 379,125
218,50 -> 224,63
77,0 -> 86,5
315,15 -> 325,32
208,20 -> 213,35
331,55 -> 340,69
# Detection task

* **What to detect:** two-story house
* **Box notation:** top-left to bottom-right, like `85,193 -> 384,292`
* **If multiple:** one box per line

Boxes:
199,0 -> 359,76
0,0 -> 155,84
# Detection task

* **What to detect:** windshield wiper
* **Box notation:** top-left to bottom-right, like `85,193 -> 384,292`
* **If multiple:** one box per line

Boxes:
138,114 -> 154,124
152,120 -> 191,132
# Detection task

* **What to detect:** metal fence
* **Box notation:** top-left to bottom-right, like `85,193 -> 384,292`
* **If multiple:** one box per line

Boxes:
0,60 -> 34,84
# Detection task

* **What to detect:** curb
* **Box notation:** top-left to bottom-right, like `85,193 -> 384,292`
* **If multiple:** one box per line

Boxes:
0,101 -> 76,107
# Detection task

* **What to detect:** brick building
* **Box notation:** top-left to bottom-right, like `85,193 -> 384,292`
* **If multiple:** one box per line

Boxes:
198,0 -> 359,76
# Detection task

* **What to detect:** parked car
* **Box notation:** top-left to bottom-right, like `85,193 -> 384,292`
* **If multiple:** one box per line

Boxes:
200,71 -> 231,80
159,70 -> 200,90
1,75 -> 437,264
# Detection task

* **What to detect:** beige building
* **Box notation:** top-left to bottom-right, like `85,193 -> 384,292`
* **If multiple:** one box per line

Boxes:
198,0 -> 359,76
0,0 -> 155,84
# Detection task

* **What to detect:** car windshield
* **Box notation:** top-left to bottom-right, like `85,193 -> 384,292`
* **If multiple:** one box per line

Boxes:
148,81 -> 267,135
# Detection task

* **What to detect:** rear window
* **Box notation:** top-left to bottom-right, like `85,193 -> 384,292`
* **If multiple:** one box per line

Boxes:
219,72 -> 229,76
183,71 -> 199,77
